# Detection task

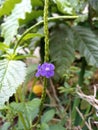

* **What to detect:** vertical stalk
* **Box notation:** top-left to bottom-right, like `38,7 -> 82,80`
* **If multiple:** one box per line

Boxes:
78,57 -> 86,86
36,78 -> 47,124
88,3 -> 93,29
39,0 -> 49,118
33,0 -> 49,127
19,112 -> 28,130
72,57 -> 86,124
44,0 -> 49,62
14,93 -> 28,129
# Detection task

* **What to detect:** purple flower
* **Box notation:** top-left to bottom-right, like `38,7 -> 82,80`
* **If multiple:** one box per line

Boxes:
35,62 -> 55,78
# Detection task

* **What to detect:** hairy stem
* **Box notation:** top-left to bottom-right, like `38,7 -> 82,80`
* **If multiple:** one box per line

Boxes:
34,78 -> 47,126
44,0 -> 49,62
38,0 -> 49,121
33,0 -> 49,127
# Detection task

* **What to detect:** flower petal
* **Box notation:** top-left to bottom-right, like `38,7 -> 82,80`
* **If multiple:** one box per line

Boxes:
46,71 -> 54,78
49,63 -> 55,70
35,63 -> 55,78
35,71 -> 40,77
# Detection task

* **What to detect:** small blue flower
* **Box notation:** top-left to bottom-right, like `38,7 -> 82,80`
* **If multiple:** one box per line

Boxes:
35,62 -> 55,78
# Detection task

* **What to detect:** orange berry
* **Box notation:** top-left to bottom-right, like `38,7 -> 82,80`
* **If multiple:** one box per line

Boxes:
32,84 -> 43,96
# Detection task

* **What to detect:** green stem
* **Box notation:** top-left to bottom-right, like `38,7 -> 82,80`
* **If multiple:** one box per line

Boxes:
33,78 -> 47,127
33,0 -> 49,128
44,0 -> 49,62
38,0 -> 49,121
72,57 -> 86,124
88,3 -> 93,29
28,77 -> 38,100
14,93 -> 18,103
78,57 -> 86,86
80,104 -> 91,127
13,15 -> 78,53
40,79 -> 47,112
14,89 -> 28,129
19,112 -> 28,130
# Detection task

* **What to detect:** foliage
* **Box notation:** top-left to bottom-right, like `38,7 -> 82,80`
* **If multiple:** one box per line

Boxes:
73,26 -> 98,66
0,59 -> 26,106
1,0 -> 32,44
10,98 -> 40,129
50,24 -> 75,76
0,0 -> 98,130
0,0 -> 21,17
50,24 -> 98,76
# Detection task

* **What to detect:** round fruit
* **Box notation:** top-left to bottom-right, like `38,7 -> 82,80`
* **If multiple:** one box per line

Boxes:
32,84 -> 43,96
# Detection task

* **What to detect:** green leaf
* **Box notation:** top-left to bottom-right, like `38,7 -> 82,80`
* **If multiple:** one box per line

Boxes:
54,0 -> 73,14
22,33 -> 43,41
31,0 -> 43,6
49,124 -> 65,130
39,123 -> 50,130
0,42 -> 9,51
69,0 -> 87,14
10,98 -> 40,122
50,24 -> 75,76
19,10 -> 43,25
80,100 -> 90,110
73,26 -> 98,67
14,54 -> 35,60
0,59 -> 26,106
0,0 -> 21,17
24,64 -> 37,84
1,0 -> 32,45
41,109 -> 55,123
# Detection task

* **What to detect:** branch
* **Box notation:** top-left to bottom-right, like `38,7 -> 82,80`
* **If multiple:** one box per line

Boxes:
76,85 -> 98,110
14,15 -> 78,53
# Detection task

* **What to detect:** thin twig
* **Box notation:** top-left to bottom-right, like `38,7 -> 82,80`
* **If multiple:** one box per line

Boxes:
50,79 -> 64,110
44,104 -> 58,107
88,117 -> 93,129
46,89 -> 56,105
76,107 -> 92,130
94,85 -> 97,98
76,85 -> 98,110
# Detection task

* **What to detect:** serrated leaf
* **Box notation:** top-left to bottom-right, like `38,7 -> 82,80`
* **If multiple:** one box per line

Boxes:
19,10 -> 43,25
1,0 -> 32,45
0,0 -> 21,17
73,26 -> 98,67
10,98 -> 40,122
50,24 -> 75,76
0,59 -> 26,106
